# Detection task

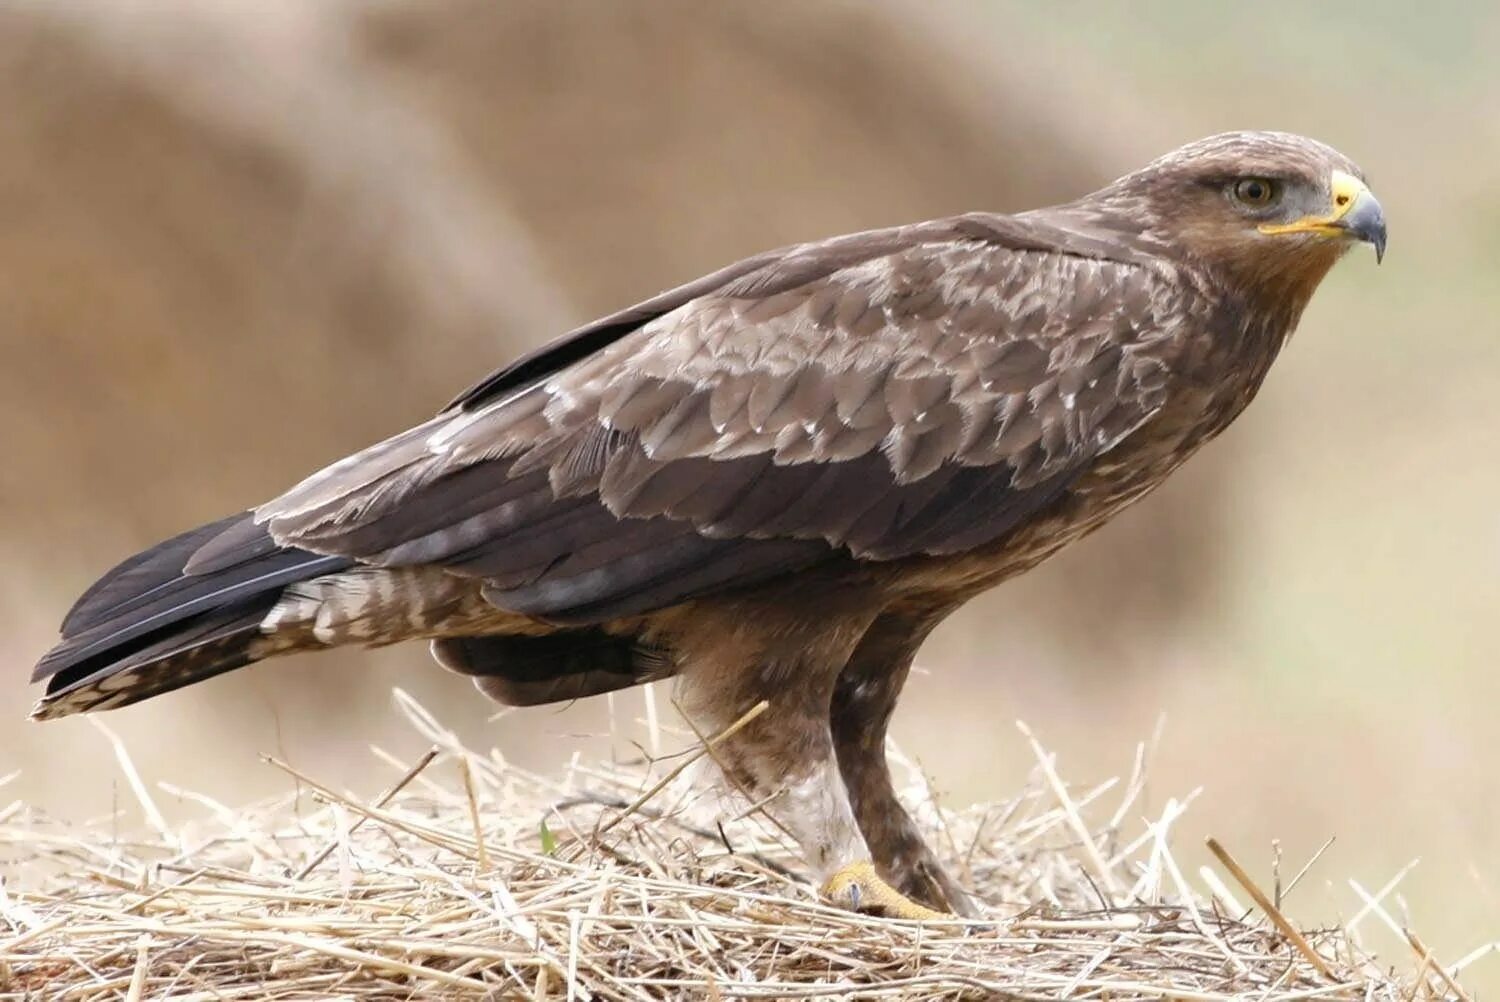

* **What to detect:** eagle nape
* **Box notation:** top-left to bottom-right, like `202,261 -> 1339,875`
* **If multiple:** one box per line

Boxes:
32,131 -> 1383,919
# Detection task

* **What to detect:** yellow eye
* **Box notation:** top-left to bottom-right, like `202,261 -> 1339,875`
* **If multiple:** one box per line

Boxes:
1232,177 -> 1280,207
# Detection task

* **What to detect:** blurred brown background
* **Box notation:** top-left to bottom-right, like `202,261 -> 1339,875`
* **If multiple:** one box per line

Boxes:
3,0 -> 1497,986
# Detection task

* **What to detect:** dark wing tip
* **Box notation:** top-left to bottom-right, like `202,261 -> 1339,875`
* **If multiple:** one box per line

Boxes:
60,513 -> 252,636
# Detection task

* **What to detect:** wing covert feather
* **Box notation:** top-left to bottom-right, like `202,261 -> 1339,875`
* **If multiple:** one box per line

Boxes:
257,224 -> 1189,622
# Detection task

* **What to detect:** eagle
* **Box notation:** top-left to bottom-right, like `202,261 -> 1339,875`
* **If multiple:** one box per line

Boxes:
32,132 -> 1385,919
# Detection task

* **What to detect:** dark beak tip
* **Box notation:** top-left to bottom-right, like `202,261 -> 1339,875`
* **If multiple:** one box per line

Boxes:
1342,192 -> 1387,265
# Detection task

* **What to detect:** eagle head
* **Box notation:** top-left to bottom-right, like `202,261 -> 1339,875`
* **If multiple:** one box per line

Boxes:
1088,131 -> 1386,305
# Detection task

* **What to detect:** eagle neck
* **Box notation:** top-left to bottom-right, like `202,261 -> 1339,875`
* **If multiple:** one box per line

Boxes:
1188,267 -> 1306,440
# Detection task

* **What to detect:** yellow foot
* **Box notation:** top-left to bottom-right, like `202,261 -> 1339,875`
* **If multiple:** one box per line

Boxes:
821,860 -> 949,920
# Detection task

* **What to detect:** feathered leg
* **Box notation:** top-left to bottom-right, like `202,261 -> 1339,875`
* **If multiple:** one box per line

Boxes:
830,607 -> 979,917
665,592 -> 945,920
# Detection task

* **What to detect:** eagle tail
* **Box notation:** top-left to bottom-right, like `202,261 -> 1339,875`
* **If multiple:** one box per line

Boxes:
31,513 -> 352,720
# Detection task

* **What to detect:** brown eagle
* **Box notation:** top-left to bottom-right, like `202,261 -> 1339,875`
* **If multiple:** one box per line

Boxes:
33,132 -> 1384,918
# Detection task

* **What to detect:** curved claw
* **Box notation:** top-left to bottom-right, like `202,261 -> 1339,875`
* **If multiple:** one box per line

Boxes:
821,860 -> 950,921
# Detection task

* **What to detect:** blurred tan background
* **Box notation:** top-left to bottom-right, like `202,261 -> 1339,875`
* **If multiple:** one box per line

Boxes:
2,0 -> 1497,986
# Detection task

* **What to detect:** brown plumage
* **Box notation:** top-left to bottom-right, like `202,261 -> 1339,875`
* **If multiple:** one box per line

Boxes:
32,131 -> 1386,917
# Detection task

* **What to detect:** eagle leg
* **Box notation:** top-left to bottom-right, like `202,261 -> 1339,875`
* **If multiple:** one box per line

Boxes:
670,595 -> 949,919
831,607 -> 981,918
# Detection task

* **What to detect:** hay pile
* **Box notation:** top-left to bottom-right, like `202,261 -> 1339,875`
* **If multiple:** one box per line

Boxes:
0,692 -> 1467,1000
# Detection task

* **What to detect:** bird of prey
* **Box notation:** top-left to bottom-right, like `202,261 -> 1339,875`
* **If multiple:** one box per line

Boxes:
33,131 -> 1385,919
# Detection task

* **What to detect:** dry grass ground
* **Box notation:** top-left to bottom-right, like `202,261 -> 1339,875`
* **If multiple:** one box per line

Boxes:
0,693 -> 1471,1000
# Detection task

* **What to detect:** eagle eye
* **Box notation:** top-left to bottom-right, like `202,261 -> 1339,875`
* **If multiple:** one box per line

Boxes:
1230,177 -> 1281,209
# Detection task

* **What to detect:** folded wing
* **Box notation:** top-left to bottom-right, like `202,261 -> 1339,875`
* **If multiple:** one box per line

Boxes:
257,218 -> 1184,624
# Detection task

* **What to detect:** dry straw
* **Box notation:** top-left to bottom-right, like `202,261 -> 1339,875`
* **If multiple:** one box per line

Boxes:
0,690 -> 1473,1000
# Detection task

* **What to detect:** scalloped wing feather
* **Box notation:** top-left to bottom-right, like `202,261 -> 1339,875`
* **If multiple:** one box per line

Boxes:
253,221 -> 1190,622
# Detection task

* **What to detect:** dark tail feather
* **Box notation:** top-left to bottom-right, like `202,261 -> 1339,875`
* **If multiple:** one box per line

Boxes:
32,602 -> 279,720
33,513 -> 352,719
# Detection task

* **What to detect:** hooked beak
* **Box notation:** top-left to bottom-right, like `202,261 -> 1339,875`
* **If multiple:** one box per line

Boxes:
1260,170 -> 1387,263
